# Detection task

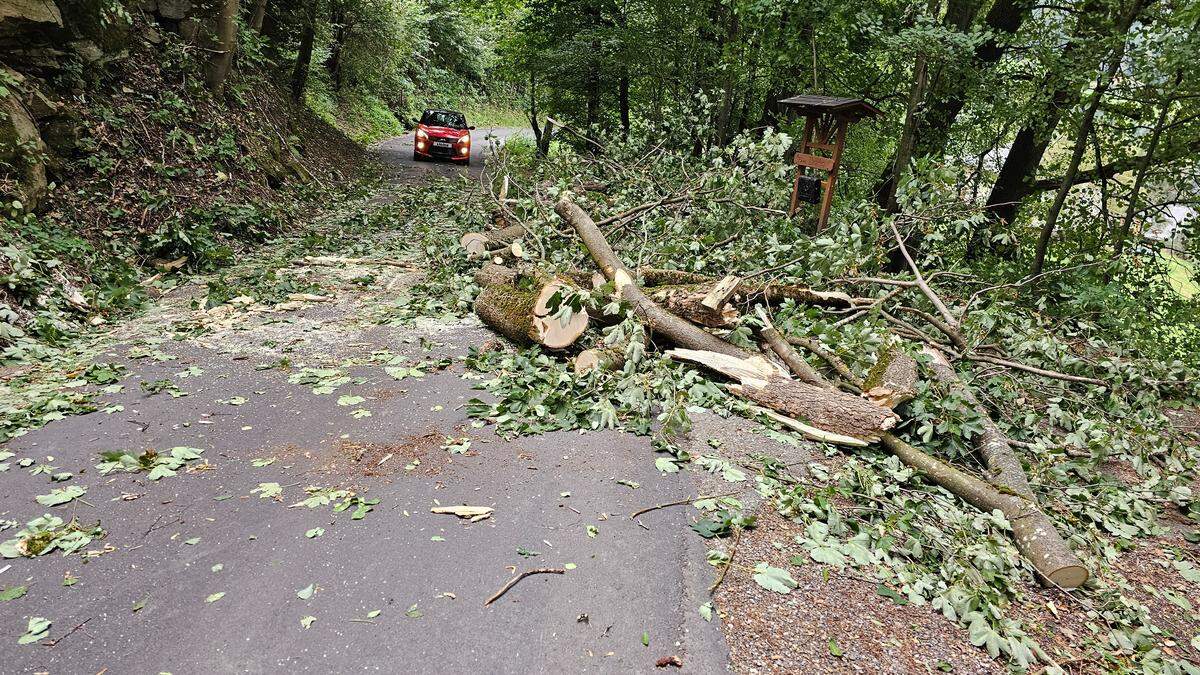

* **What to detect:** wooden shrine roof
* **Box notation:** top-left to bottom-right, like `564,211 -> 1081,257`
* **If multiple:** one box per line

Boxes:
778,95 -> 882,121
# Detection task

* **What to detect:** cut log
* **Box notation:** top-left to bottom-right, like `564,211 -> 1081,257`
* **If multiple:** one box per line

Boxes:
647,286 -> 737,328
730,377 -> 899,442
863,343 -> 918,408
533,279 -> 577,317
637,268 -> 858,308
574,347 -> 626,375
755,407 -> 869,448
475,283 -> 588,350
461,222 -> 528,258
557,198 -> 749,359
474,263 -> 519,288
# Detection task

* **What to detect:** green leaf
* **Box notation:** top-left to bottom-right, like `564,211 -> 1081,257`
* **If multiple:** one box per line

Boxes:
752,563 -> 797,594
252,482 -> 282,499
211,563 -> 224,573
516,546 -> 541,558
698,601 -> 714,622
431,535 -> 445,542
875,584 -> 909,606
301,615 -> 317,629
641,631 -> 649,647
337,395 -> 365,406
306,527 -> 325,538
132,594 -> 150,612
184,537 -> 200,546
654,457 -> 680,473
406,604 -> 422,618
35,485 -> 86,506
367,609 -> 382,619
827,638 -> 844,657
585,525 -> 599,538
0,585 -> 27,602
810,545 -> 846,568
17,616 -> 50,645
296,583 -> 315,600
205,592 -> 225,603
251,457 -> 276,467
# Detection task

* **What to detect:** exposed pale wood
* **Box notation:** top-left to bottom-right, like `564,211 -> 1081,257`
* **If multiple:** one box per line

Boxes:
665,348 -> 783,382
754,407 -> 869,447
702,275 -> 742,310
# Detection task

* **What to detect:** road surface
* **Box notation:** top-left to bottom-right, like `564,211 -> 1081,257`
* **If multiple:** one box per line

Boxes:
0,133 -> 730,674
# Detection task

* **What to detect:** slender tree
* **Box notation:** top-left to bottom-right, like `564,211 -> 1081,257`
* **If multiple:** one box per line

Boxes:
291,0 -> 318,103
206,0 -> 240,97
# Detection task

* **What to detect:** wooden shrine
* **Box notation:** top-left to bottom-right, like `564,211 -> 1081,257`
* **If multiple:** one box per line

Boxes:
779,95 -> 881,230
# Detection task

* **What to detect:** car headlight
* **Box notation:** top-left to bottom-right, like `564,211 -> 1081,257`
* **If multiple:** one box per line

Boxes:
459,133 -> 470,144
416,129 -> 428,140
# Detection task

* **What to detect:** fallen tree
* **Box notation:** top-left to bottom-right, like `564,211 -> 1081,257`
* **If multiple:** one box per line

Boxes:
546,195 -> 1089,588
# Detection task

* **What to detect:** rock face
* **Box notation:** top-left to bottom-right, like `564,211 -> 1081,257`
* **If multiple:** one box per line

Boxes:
0,0 -> 63,30
0,92 -> 49,209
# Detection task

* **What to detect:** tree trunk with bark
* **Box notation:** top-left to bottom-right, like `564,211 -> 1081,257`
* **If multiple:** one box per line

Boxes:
1031,0 -> 1146,276
290,0 -> 317,103
206,0 -> 239,97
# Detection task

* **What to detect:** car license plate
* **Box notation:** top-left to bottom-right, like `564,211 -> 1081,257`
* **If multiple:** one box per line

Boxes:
433,141 -> 451,148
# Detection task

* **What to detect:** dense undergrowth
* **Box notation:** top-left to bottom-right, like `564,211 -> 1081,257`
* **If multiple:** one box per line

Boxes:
1,17 -> 367,366
383,131 -> 1200,672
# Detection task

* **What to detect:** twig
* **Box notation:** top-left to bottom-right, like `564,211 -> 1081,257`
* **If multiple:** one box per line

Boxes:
886,219 -> 963,342
630,491 -> 739,520
484,568 -> 565,606
709,527 -> 743,594
42,617 -> 92,647
964,353 -> 1104,386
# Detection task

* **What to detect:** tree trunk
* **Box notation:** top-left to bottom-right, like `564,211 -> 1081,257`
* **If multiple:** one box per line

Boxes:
618,69 -> 630,141
1113,68 -> 1183,255
980,0 -> 1105,240
1031,0 -> 1146,276
290,0 -> 317,103
475,283 -> 588,350
249,0 -> 268,32
326,3 -> 346,92
206,0 -> 239,97
730,376 -> 899,442
881,433 -> 1088,588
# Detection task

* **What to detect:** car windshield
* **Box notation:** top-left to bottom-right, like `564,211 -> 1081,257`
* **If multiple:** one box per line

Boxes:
421,110 -> 467,129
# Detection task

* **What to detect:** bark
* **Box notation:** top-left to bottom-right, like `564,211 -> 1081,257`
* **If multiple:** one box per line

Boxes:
290,0 -> 317,103
618,69 -> 630,141
249,0 -> 268,32
474,263 -> 519,288
862,343 -> 918,408
730,376 -> 899,442
1032,0 -> 1146,276
646,286 -> 737,328
474,283 -> 588,350
206,0 -> 239,97
557,198 -> 750,358
756,306 -> 824,386
881,433 -> 1088,588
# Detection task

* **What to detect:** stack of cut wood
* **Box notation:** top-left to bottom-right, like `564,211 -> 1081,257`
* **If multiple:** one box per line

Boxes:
464,196 -> 1093,590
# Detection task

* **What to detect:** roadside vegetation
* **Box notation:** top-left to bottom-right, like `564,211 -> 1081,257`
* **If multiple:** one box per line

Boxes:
1,0 -> 1198,672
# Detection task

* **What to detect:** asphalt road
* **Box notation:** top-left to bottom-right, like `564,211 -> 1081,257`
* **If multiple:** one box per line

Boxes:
0,138 -> 730,673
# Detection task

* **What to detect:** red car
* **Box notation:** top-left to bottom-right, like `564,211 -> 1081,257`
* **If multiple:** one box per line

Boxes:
413,109 -> 474,165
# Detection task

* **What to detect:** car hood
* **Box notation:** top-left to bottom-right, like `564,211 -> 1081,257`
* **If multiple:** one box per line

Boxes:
422,126 -> 468,138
